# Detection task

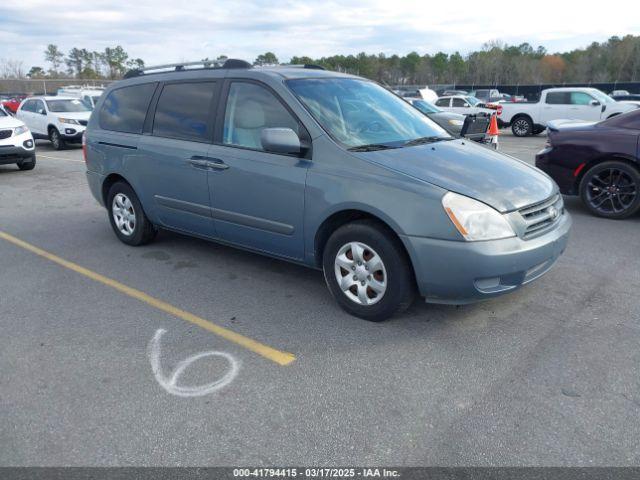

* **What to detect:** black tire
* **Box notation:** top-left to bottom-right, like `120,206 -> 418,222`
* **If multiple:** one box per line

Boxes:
17,155 -> 36,171
579,161 -> 640,219
49,128 -> 66,150
322,220 -> 416,322
106,181 -> 157,245
511,116 -> 533,137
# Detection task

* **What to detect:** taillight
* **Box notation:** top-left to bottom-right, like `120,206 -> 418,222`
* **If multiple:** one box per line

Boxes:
82,132 -> 87,163
497,105 -> 503,116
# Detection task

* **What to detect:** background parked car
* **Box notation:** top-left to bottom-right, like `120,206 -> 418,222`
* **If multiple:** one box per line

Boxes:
2,95 -> 27,114
405,98 -> 487,142
536,110 -> 640,219
612,94 -> 640,102
498,87 -> 638,137
16,96 -> 91,149
440,89 -> 468,96
0,104 -> 36,170
57,85 -> 105,110
468,89 -> 501,102
434,95 -> 494,116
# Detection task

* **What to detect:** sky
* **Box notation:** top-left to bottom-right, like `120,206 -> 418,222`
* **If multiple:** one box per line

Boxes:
1,0 -> 639,71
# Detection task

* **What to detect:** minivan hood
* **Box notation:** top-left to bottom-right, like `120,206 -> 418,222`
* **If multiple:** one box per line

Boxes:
358,140 -> 556,212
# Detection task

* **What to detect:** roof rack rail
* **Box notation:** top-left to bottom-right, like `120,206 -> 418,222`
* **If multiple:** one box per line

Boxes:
123,58 -> 252,79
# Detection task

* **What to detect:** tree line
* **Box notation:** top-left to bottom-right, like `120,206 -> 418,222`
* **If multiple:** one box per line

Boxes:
0,44 -> 145,80
2,35 -> 639,85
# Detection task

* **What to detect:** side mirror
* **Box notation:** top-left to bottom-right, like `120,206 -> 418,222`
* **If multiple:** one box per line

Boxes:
464,103 -> 470,108
261,128 -> 301,155
589,100 -> 600,106
38,108 -> 46,115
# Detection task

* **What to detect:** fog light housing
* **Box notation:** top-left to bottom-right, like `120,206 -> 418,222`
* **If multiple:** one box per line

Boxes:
23,139 -> 34,148
65,128 -> 76,135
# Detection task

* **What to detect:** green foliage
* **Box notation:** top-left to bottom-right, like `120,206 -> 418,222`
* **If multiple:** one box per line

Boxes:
32,36 -> 640,83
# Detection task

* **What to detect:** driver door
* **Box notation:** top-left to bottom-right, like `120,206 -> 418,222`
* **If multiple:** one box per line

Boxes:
206,80 -> 311,260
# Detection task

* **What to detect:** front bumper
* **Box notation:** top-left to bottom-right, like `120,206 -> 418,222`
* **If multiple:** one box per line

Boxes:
60,128 -> 85,143
402,211 -> 571,304
0,133 -> 35,164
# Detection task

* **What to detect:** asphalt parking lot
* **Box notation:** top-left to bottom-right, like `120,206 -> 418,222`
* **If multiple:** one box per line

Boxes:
1,132 -> 639,466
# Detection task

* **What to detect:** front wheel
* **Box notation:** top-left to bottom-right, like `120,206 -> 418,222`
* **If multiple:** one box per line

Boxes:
579,161 -> 640,219
17,155 -> 36,171
511,117 -> 532,137
107,181 -> 158,245
49,128 -> 66,150
322,220 -> 415,321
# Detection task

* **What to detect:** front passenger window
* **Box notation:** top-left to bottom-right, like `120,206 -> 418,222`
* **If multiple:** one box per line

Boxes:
223,82 -> 299,151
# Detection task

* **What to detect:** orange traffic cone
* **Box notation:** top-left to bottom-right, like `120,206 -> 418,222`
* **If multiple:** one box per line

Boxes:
488,114 -> 500,150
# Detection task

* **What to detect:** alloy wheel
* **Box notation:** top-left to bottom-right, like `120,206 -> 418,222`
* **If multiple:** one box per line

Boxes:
513,119 -> 530,136
586,168 -> 637,215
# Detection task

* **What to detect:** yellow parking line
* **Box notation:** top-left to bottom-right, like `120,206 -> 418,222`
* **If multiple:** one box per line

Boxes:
0,230 -> 296,366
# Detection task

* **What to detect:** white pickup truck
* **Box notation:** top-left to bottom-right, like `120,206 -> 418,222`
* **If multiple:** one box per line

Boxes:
497,87 -> 638,136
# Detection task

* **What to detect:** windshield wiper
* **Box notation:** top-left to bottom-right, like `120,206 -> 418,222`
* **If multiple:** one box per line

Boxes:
403,136 -> 453,147
348,143 -> 398,152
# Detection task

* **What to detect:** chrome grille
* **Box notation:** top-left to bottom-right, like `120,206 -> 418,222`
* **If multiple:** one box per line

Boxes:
518,194 -> 564,239
0,129 -> 12,140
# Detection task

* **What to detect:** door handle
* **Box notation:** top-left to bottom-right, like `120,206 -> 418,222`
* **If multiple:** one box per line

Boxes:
189,155 -> 229,170
188,157 -> 210,169
206,159 -> 229,170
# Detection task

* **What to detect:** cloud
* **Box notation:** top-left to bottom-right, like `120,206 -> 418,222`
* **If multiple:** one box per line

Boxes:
1,0 -> 639,70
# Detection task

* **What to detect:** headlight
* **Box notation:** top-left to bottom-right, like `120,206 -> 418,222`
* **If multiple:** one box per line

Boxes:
58,117 -> 80,125
13,125 -> 29,136
448,119 -> 464,126
442,191 -> 515,241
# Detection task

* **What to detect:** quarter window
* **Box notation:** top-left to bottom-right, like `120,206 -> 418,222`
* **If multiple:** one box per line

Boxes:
153,82 -> 217,142
223,82 -> 299,151
99,83 -> 156,133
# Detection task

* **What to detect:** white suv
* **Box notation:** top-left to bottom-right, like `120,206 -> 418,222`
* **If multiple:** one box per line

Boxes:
0,105 -> 36,170
17,96 -> 91,150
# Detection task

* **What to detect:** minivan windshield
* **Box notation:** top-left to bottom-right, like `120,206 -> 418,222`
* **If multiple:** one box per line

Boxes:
287,78 -> 451,149
46,99 -> 91,113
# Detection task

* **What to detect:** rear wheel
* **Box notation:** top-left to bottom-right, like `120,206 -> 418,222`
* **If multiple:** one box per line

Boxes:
107,181 -> 157,245
579,161 -> 640,219
511,116 -> 532,137
49,128 -> 66,150
17,155 -> 36,171
322,220 -> 415,321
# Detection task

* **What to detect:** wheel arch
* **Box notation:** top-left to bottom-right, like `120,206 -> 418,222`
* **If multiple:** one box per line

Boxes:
101,173 -> 132,206
575,154 -> 640,189
313,208 -> 413,273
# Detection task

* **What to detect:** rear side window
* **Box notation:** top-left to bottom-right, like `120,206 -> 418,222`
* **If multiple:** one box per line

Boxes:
435,98 -> 450,107
545,92 -> 569,105
99,83 -> 156,133
153,82 -> 217,142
